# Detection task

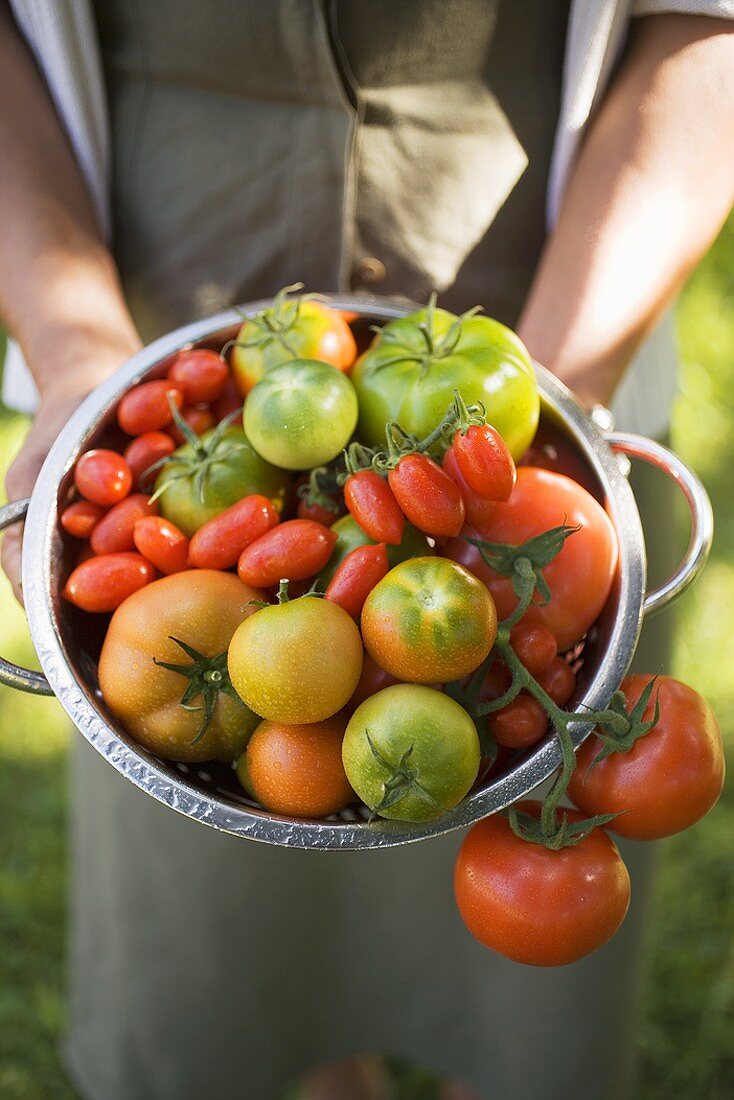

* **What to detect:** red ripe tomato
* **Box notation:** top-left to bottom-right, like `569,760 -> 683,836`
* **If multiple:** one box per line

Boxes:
74,449 -> 133,507
211,375 -> 243,421
346,653 -> 401,712
536,657 -> 576,706
519,422 -> 601,500
117,380 -> 184,435
90,494 -> 159,555
169,406 -> 217,445
123,431 -> 176,490
296,497 -> 340,526
168,348 -> 229,404
446,467 -> 618,651
568,675 -> 725,840
325,542 -> 389,619
509,622 -> 557,676
442,445 -> 496,531
62,552 -> 156,612
60,500 -> 105,539
454,801 -> 631,966
489,694 -> 548,750
237,519 -> 337,588
388,454 -> 465,539
452,424 -> 516,501
133,516 -> 189,574
188,495 -> 280,570
344,469 -> 404,546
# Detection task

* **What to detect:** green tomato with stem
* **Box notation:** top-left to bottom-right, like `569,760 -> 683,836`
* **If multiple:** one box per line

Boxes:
317,514 -> 431,588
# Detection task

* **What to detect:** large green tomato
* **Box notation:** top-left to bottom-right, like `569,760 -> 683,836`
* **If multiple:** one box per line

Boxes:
317,514 -> 431,588
153,426 -> 290,537
342,684 -> 480,821
244,359 -> 358,470
351,304 -> 539,459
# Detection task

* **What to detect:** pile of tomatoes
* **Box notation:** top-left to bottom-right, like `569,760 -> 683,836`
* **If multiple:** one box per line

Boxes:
58,287 -> 725,967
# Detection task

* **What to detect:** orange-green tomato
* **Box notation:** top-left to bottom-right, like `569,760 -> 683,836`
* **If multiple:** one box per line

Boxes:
228,595 -> 363,724
361,556 -> 497,684
343,684 -> 480,821
238,715 -> 354,818
98,570 -> 262,762
232,295 -> 357,396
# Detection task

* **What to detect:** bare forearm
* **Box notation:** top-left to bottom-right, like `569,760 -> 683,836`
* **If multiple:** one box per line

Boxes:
519,15 -> 734,407
0,4 -> 139,398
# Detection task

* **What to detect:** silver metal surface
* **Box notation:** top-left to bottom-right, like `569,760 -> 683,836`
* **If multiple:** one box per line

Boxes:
0,498 -> 53,695
1,296 -> 711,849
607,432 -> 714,617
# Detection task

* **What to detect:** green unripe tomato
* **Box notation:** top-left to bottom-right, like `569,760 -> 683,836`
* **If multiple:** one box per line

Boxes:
342,684 -> 481,821
317,514 -> 431,588
244,359 -> 358,470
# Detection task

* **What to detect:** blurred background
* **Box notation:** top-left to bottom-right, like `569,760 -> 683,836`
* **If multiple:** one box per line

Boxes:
0,215 -> 732,1099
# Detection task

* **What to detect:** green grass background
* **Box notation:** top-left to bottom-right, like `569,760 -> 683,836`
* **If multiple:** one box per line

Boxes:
0,218 -> 732,1098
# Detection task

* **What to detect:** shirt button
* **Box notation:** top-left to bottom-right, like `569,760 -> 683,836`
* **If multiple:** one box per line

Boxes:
355,257 -> 387,285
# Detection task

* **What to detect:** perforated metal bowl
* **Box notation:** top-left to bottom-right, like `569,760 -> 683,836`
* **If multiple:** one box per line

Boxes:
0,297 -> 713,849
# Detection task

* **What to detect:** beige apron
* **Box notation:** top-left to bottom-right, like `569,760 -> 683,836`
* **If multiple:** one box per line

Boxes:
66,3 -> 675,1097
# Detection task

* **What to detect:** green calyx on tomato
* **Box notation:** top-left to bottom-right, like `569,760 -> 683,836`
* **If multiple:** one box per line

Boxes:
149,413 -> 289,538
317,514 -> 431,588
153,635 -> 248,744
229,283 -> 357,395
244,359 -> 358,470
351,294 -> 540,459
342,684 -> 480,822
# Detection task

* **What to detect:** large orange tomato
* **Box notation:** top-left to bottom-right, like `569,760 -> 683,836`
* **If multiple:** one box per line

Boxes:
98,570 -> 262,761
446,467 -> 618,651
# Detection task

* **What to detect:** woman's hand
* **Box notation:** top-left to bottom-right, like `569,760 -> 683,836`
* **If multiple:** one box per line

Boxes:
2,336 -> 141,604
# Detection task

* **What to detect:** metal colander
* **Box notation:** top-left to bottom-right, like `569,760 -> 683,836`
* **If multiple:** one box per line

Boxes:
0,297 -> 712,849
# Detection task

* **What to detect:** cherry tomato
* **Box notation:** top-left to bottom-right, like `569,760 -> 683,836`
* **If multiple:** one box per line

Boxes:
489,695 -> 548,750
168,348 -> 228,404
296,497 -> 340,526
452,424 -> 516,501
454,800 -> 631,966
169,406 -> 217,446
344,469 -> 404,546
237,519 -> 337,588
536,657 -> 576,706
239,715 -> 354,818
117,380 -> 184,435
133,516 -> 189,574
90,493 -> 159,555
568,675 -> 725,840
123,431 -> 176,490
388,454 -> 465,539
211,375 -> 243,421
446,468 -> 618,650
62,552 -> 156,612
325,543 -> 389,619
509,622 -> 557,676
74,449 -> 133,507
346,653 -> 401,712
188,495 -> 280,570
361,556 -> 497,683
60,500 -> 105,539
442,445 -> 496,530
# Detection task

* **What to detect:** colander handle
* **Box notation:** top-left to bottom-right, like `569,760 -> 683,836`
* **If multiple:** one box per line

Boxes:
0,498 -> 53,695
605,432 -> 714,617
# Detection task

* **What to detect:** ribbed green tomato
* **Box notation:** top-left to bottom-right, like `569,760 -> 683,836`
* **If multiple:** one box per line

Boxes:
361,556 -> 497,683
244,359 -> 358,470
317,514 -> 431,588
152,426 -> 290,538
342,684 -> 480,821
351,305 -> 539,459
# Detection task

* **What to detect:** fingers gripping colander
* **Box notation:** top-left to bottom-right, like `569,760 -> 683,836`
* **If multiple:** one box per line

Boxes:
0,298 -> 713,850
